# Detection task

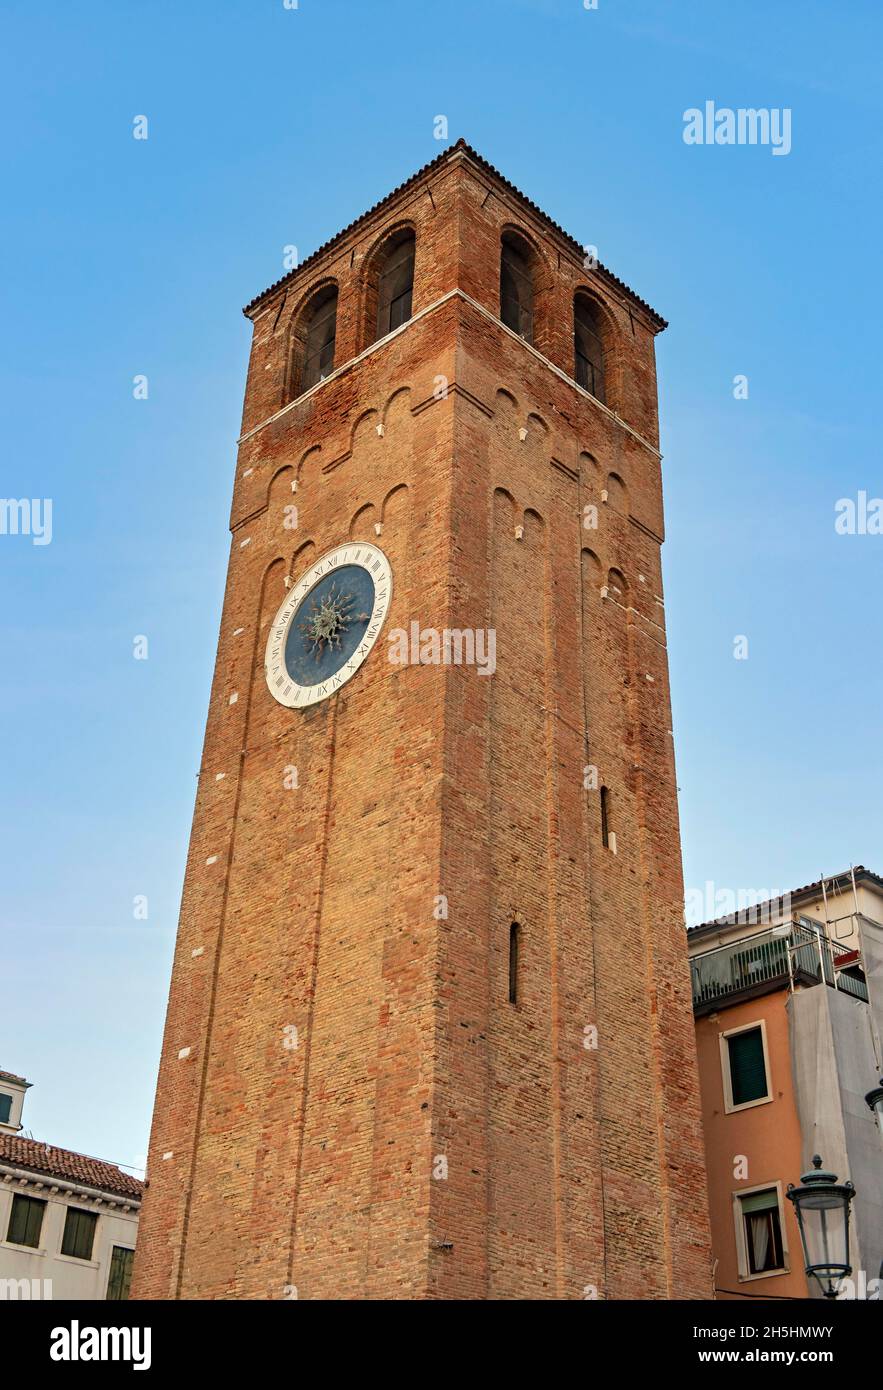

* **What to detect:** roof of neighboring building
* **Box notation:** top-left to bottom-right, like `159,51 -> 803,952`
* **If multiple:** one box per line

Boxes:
0,1133 -> 143,1201
242,138 -> 667,330
687,865 -> 883,941
0,1070 -> 30,1088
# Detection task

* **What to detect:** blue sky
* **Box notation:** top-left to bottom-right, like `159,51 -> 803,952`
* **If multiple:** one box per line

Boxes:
2,0 -> 881,1171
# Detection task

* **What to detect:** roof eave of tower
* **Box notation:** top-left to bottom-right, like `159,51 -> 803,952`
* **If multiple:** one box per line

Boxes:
241,139 -> 668,332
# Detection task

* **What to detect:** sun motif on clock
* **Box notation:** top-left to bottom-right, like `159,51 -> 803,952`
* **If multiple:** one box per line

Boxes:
265,543 -> 393,708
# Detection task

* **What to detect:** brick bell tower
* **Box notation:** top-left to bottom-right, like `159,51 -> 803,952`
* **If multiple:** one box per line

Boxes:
132,141 -> 711,1301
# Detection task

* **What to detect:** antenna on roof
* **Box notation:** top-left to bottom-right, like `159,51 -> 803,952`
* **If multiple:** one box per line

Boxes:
820,872 -> 831,936
850,863 -> 859,917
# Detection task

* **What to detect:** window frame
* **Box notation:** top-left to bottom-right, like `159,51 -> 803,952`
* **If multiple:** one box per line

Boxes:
288,282 -> 339,401
375,231 -> 415,341
573,294 -> 607,404
0,1092 -> 12,1125
733,1181 -> 790,1281
499,233 -> 535,344
300,287 -> 338,392
720,1018 -> 773,1114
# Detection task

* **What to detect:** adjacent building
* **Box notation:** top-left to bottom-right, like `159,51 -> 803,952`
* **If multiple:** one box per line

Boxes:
0,1070 -> 142,1300
688,867 -> 883,1299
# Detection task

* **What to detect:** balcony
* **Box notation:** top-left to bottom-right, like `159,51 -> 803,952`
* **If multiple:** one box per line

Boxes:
690,922 -> 869,1015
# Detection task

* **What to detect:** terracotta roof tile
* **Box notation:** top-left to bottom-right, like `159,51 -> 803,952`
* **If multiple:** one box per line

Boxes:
0,1133 -> 143,1200
0,1070 -> 29,1087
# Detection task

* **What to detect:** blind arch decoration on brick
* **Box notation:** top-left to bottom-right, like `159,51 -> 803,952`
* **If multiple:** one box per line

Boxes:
604,471 -> 628,514
286,282 -> 339,401
348,501 -> 377,539
381,384 -> 413,437
606,566 -> 628,604
581,546 -> 602,587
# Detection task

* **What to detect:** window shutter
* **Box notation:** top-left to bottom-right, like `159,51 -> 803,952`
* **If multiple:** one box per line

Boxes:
8,1194 -> 46,1247
728,1028 -> 768,1105
61,1207 -> 98,1260
106,1245 -> 135,1300
740,1188 -> 778,1215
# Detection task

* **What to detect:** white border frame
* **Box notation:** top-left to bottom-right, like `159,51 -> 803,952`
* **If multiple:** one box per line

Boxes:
720,1018 -> 773,1114
265,542 -> 393,709
732,1180 -> 790,1281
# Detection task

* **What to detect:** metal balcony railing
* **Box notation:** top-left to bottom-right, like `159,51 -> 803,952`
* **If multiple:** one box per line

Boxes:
690,922 -> 869,1010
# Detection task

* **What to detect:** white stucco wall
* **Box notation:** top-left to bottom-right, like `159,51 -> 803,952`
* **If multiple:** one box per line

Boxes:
0,1174 -> 139,1301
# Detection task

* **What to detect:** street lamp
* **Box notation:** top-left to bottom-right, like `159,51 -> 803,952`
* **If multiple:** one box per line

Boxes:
786,1155 -> 855,1299
865,1078 -> 883,1140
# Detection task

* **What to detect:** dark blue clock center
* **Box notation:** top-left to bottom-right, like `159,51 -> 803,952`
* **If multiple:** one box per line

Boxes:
284,563 -> 375,686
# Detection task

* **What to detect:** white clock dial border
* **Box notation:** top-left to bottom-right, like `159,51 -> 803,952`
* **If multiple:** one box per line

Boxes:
264,543 -> 393,708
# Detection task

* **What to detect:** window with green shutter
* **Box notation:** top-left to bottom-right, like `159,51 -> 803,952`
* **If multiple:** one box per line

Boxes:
61,1206 -> 98,1260
0,1093 -> 12,1125
106,1245 -> 134,1300
727,1026 -> 769,1106
7,1193 -> 46,1248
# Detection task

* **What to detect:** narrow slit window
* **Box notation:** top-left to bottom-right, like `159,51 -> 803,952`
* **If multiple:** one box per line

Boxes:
600,786 -> 611,848
508,922 -> 520,1004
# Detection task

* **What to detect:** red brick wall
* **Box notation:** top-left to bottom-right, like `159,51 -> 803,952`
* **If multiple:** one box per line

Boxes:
132,146 -> 710,1300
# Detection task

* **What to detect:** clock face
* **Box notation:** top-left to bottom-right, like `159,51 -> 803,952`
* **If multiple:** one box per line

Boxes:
265,543 -> 393,708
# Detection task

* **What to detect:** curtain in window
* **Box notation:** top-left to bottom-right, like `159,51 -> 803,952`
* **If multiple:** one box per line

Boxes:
741,1189 -> 783,1273
748,1211 -> 772,1271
